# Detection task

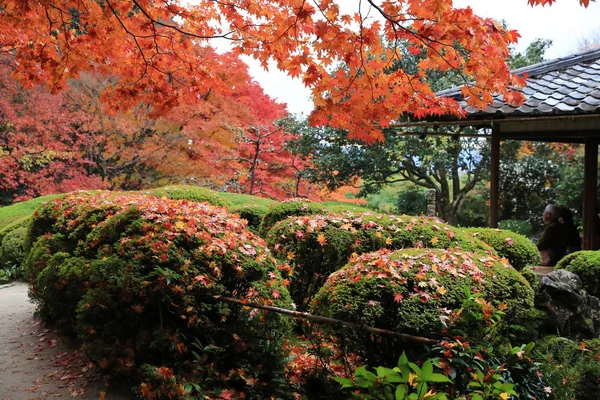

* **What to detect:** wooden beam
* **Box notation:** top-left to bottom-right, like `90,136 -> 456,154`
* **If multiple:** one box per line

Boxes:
583,139 -> 598,250
490,125 -> 500,228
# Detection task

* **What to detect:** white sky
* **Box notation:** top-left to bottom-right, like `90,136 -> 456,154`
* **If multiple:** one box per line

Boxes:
243,0 -> 600,115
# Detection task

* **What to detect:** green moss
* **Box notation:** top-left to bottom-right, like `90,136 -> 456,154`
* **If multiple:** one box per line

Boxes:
311,248 -> 534,365
463,227 -> 541,270
519,267 -> 539,288
267,213 -> 494,309
228,204 -> 269,233
147,185 -> 231,207
555,250 -> 600,297
217,192 -> 276,208
0,194 -> 64,229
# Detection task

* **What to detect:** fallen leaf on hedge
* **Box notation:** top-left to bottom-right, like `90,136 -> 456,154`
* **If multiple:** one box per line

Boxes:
505,237 -> 514,246
287,251 -> 295,260
131,304 -> 144,313
431,237 -> 439,245
385,237 -> 392,245
393,293 -> 403,303
272,289 -> 281,299
317,234 -> 327,246
437,286 -> 447,295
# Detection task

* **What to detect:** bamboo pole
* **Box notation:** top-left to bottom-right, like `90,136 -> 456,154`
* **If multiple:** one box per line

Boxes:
214,295 -> 438,345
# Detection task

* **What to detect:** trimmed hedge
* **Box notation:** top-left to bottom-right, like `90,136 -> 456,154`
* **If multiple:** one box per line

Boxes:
0,226 -> 27,270
498,220 -> 533,237
555,250 -> 600,298
25,192 -> 293,398
229,204 -> 270,233
217,192 -> 276,208
147,185 -> 231,207
267,213 -> 494,309
311,248 -> 534,364
259,199 -> 369,238
463,227 -> 541,271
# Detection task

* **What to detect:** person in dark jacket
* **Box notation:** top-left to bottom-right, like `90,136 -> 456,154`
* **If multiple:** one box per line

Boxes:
559,206 -> 581,255
537,204 -> 567,266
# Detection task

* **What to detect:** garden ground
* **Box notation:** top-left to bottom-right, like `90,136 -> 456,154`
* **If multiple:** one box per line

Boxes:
0,282 -> 134,400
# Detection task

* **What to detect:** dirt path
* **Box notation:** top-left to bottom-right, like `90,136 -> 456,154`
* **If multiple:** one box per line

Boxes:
0,282 -> 136,400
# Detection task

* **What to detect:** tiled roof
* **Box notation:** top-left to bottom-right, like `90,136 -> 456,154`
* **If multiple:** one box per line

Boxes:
437,48 -> 600,117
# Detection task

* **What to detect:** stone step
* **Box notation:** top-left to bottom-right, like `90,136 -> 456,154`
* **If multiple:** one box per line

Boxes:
528,266 -> 555,277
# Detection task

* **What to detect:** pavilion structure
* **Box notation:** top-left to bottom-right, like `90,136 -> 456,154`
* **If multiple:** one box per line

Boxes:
392,48 -> 600,249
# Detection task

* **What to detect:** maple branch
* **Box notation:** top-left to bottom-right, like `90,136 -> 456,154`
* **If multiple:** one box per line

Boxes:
130,0 -> 241,41
215,295 -> 437,344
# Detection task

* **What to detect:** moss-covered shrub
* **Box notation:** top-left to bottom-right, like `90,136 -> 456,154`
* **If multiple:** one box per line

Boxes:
25,192 -> 293,398
555,250 -> 600,297
229,204 -> 269,233
217,192 -> 276,208
267,213 -> 494,309
147,185 -> 230,207
463,227 -> 541,270
311,248 -> 534,365
0,215 -> 31,246
259,199 -> 368,238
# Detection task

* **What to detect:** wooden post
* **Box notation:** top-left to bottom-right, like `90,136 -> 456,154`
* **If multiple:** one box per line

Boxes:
489,125 -> 500,228
583,139 -> 598,250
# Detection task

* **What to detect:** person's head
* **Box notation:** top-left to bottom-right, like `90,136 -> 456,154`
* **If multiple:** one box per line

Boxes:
559,206 -> 574,225
543,204 -> 560,225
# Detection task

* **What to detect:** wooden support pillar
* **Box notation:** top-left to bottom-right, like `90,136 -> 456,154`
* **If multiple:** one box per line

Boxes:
489,125 -> 500,228
583,138 -> 598,250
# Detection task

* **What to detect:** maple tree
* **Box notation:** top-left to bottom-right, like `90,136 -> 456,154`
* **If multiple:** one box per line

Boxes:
0,0 -> 590,144
0,63 -> 105,205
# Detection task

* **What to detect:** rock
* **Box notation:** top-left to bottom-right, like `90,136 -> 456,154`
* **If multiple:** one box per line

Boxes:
535,269 -> 600,339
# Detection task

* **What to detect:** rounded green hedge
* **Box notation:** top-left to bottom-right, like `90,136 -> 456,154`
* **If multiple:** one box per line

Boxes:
25,191 -> 293,398
258,199 -> 368,238
555,250 -> 600,297
0,226 -> 27,270
147,185 -> 231,207
229,204 -> 270,233
267,213 -> 494,309
311,248 -> 534,364
463,227 -> 541,270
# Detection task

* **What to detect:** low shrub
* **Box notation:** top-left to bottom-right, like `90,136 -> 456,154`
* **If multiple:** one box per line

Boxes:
229,203 -> 269,233
463,227 -> 541,270
0,215 -> 31,246
267,213 -> 494,309
498,219 -> 533,237
217,192 -> 276,208
0,226 -> 27,271
259,199 -> 368,237
536,336 -> 600,400
25,192 -> 293,398
147,185 -> 230,207
555,250 -> 600,297
311,248 -> 534,365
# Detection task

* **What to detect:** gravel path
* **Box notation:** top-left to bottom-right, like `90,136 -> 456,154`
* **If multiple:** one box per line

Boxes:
0,282 -> 136,400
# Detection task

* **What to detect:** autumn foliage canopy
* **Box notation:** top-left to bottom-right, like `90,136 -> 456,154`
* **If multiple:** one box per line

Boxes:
0,0 -> 590,144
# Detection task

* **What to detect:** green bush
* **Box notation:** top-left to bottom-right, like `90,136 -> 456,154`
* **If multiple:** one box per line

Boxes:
311,248 -> 534,365
25,191 -> 293,398
536,336 -> 600,400
267,213 -> 494,309
0,227 -> 27,270
229,204 -> 269,233
259,199 -> 368,237
0,215 -> 31,245
555,250 -> 600,297
147,185 -> 231,207
498,220 -> 533,237
463,227 -> 541,271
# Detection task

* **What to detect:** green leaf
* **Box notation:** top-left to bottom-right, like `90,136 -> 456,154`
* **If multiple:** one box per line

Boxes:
334,376 -> 355,389
395,384 -> 407,400
421,360 -> 433,381
428,373 -> 452,383
399,352 -> 409,367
